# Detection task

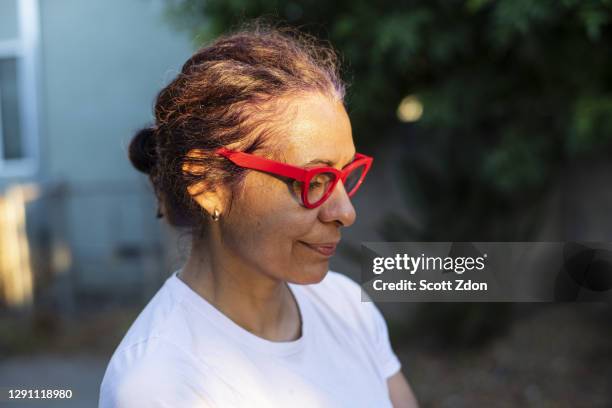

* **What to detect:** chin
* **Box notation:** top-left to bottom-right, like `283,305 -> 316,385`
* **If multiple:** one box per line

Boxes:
289,262 -> 329,285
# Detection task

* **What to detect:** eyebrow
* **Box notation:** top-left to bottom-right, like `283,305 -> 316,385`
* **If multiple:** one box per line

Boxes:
303,153 -> 356,168
304,158 -> 334,166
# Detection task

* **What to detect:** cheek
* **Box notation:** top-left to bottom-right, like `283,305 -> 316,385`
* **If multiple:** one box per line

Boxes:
224,175 -> 326,280
240,174 -> 314,235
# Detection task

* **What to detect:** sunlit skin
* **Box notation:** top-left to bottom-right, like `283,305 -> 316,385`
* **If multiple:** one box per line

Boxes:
179,92 -> 418,408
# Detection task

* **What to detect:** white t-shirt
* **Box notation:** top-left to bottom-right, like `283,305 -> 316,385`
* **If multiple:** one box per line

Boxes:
99,270 -> 401,407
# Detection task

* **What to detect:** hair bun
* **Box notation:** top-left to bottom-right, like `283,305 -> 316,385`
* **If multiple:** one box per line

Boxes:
129,127 -> 158,174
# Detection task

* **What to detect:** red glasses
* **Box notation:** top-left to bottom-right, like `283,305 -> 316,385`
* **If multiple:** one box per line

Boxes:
216,147 -> 373,209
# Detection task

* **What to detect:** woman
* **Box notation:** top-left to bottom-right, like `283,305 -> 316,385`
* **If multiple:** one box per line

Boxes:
99,23 -> 418,408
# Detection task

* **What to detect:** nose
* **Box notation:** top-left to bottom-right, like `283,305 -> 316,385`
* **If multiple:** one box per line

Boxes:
318,180 -> 357,227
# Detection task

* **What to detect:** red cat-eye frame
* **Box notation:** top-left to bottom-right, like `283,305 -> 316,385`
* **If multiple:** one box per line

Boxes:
216,147 -> 373,209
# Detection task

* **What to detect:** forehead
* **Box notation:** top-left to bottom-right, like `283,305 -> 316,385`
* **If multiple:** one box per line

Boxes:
271,93 -> 355,166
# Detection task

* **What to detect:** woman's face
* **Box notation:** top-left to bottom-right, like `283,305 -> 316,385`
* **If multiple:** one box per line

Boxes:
222,92 -> 357,285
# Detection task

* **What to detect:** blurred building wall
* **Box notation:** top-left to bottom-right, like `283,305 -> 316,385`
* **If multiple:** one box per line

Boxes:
0,0 -> 195,309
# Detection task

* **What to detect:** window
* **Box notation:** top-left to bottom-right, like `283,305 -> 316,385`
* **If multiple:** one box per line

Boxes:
0,0 -> 40,177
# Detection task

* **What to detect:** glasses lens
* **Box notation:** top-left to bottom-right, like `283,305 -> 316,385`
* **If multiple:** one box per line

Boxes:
344,164 -> 366,196
307,172 -> 337,205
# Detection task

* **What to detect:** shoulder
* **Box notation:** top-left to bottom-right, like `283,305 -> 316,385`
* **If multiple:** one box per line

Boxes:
111,272 -> 209,356
99,337 -> 214,407
112,275 -> 178,351
99,275 -> 217,406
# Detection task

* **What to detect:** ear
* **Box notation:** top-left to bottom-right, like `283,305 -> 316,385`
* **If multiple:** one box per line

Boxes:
182,149 -> 229,216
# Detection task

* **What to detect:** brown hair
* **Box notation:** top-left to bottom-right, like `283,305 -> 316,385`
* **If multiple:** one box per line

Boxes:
128,22 -> 347,234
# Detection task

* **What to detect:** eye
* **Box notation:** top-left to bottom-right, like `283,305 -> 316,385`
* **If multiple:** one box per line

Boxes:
309,180 -> 323,190
306,172 -> 337,204
309,174 -> 329,190
290,180 -> 303,194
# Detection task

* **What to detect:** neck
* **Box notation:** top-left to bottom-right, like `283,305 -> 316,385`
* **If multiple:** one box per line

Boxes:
178,235 -> 301,342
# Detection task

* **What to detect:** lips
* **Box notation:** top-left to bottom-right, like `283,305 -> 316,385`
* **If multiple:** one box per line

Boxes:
300,241 -> 338,257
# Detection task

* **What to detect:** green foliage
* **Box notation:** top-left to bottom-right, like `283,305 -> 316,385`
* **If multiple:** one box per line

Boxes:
570,95 -> 612,154
165,0 -> 612,240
